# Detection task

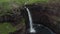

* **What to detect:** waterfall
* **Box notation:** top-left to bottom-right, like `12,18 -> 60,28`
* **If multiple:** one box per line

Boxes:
25,7 -> 36,33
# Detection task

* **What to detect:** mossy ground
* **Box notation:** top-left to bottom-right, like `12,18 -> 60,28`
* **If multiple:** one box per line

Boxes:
0,22 -> 16,34
0,0 -> 48,34
0,0 -> 60,34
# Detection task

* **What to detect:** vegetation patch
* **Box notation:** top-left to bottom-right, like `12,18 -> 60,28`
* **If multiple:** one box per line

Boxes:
0,22 -> 16,34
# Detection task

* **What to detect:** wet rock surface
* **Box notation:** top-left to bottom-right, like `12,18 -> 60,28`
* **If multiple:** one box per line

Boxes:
26,24 -> 55,34
0,7 -> 22,26
0,3 -> 60,34
23,3 -> 60,34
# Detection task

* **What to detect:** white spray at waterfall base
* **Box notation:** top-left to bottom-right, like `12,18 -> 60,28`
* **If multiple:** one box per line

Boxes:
25,7 -> 36,33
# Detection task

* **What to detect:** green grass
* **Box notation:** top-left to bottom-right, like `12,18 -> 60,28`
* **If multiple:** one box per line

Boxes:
0,23 -> 16,34
0,0 -> 48,15
0,0 -> 48,4
0,0 -> 48,34
0,0 -> 48,13
0,0 -> 48,8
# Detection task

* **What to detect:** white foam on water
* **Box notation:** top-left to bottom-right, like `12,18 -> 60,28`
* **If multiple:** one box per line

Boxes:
30,28 -> 36,33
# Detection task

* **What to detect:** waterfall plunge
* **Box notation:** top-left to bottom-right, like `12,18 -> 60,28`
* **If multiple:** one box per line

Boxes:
25,7 -> 36,33
24,6 -> 55,34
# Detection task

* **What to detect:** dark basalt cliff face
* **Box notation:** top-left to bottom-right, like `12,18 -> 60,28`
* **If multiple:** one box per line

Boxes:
0,7 -> 23,26
21,3 -> 60,34
0,3 -> 60,34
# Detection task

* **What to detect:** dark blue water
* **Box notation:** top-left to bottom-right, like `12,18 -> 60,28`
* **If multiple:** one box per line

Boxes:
26,24 -> 55,34
25,6 -> 55,34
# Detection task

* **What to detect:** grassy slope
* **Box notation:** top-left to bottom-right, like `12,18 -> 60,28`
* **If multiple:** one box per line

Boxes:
0,0 -> 48,34
0,23 -> 16,34
0,0 -> 48,4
